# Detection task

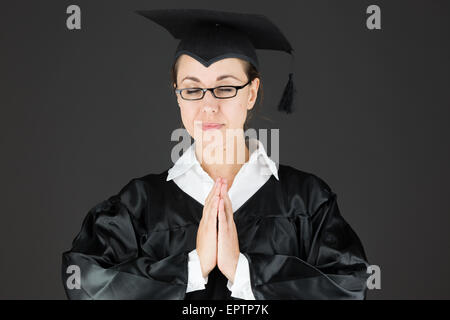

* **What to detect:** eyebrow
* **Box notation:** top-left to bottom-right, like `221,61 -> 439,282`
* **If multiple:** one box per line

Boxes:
181,74 -> 243,84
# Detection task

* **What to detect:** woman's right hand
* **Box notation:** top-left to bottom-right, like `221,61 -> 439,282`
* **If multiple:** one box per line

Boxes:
196,177 -> 222,278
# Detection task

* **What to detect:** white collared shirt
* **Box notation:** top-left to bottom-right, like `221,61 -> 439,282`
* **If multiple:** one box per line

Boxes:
166,138 -> 279,300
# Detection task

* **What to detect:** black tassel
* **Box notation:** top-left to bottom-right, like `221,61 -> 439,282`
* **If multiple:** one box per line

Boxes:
277,72 -> 295,114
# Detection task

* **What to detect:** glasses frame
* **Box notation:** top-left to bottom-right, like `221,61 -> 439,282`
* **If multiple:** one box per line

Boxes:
174,80 -> 252,101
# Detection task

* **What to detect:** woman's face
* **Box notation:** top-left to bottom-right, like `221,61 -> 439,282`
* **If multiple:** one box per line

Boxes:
174,54 -> 259,146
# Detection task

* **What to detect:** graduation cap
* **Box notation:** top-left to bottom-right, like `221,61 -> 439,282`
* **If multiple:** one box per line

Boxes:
136,9 -> 296,114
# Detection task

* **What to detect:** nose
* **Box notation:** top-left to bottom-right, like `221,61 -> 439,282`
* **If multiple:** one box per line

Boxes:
202,90 -> 219,113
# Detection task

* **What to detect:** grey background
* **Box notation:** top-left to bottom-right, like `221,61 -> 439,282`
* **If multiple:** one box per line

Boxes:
1,0 -> 449,299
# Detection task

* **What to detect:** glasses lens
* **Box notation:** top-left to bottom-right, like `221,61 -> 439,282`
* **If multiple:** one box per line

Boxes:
214,87 -> 237,98
182,88 -> 204,100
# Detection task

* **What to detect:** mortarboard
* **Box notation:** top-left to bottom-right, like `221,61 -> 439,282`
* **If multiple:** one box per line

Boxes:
135,9 -> 296,114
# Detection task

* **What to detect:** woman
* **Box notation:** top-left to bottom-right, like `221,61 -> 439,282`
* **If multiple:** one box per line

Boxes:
61,9 -> 370,300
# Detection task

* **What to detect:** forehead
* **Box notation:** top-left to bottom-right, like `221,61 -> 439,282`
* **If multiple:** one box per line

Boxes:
176,54 -> 247,79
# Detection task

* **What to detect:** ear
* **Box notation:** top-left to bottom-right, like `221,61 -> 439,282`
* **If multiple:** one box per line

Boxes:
173,83 -> 181,106
247,78 -> 260,111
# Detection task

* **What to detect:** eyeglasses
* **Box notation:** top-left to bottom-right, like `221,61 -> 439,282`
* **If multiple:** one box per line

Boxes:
174,80 -> 251,101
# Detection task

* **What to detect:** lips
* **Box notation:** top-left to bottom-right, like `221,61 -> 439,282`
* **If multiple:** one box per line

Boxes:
202,123 -> 224,130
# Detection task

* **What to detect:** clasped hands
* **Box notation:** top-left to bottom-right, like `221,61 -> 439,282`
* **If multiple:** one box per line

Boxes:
196,177 -> 240,284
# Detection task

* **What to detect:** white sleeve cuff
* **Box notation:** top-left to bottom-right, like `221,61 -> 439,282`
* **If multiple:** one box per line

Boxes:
226,253 -> 256,300
186,249 -> 209,293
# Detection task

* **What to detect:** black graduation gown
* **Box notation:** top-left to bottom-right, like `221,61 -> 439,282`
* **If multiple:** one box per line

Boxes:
61,164 -> 370,300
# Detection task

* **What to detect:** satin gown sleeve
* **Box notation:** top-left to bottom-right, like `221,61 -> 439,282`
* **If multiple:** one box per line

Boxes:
61,179 -> 189,300
243,177 -> 370,300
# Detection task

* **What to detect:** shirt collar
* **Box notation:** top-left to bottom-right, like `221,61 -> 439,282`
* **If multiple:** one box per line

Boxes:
166,138 -> 279,181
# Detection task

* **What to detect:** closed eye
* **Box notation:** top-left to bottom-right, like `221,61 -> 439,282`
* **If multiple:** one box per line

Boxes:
216,87 -> 234,93
185,88 -> 202,93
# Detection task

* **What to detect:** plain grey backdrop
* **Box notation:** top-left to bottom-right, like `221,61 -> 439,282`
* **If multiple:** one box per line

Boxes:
1,0 -> 449,299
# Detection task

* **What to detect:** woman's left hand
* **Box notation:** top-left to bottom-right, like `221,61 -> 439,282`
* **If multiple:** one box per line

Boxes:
217,179 -> 240,283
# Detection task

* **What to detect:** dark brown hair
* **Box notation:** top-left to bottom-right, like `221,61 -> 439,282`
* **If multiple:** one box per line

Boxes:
170,57 -> 263,131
